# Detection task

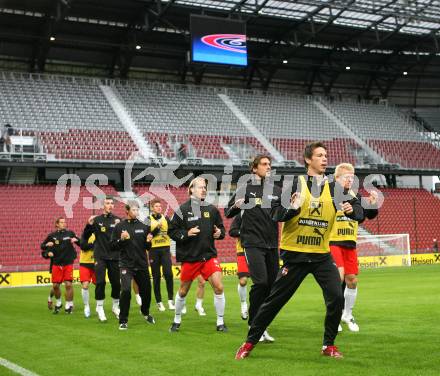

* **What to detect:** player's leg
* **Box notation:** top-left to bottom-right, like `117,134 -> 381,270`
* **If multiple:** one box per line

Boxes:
81,281 -> 90,318
330,245 -> 345,332
341,248 -> 360,331
238,275 -> 248,320
260,249 -> 280,342
149,249 -> 164,311
237,254 -> 249,320
80,266 -> 91,318
170,278 -> 192,331
48,287 -> 55,310
119,268 -> 133,329
207,268 -> 226,331
244,247 -> 270,326
236,263 -> 309,359
312,257 -> 344,358
52,279 -> 62,314
64,281 -> 74,313
161,249 -> 175,310
132,279 -> 142,306
107,260 -> 121,319
63,265 -> 74,314
134,269 -> 155,324
195,275 -> 206,315
94,258 -> 107,321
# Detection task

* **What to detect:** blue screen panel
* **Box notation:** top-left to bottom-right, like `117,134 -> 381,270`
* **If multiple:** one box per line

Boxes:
191,15 -> 247,67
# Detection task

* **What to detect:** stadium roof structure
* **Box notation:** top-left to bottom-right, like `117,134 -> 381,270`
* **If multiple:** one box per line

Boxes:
0,0 -> 439,96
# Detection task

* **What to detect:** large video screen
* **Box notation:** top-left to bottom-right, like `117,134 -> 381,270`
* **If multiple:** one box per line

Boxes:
190,15 -> 247,66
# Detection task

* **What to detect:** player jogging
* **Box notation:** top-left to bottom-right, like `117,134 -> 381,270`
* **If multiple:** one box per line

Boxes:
329,163 -> 378,332
41,217 -> 79,314
168,177 -> 226,332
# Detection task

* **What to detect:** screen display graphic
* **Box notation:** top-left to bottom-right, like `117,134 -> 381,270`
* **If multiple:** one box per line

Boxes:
191,15 -> 247,66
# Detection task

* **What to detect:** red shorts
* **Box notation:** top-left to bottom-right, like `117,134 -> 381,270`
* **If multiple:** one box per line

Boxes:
52,264 -> 74,283
79,265 -> 96,284
180,258 -> 222,282
330,245 -> 359,275
236,254 -> 249,278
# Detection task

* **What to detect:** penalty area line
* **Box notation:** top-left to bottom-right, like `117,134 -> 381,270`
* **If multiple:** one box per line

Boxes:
0,357 -> 40,376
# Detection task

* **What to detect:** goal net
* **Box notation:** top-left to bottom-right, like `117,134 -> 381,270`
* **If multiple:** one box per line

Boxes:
356,234 -> 411,268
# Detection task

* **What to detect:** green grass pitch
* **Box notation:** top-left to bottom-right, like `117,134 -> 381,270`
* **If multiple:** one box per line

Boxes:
0,265 -> 438,376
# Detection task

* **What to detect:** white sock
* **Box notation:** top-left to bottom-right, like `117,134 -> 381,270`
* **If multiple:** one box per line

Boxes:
174,293 -> 186,324
195,298 -> 203,308
96,299 -> 104,308
56,298 -> 62,307
81,289 -> 89,307
237,284 -> 247,303
112,298 -> 119,308
344,287 -> 358,318
66,301 -> 73,309
214,293 -> 225,326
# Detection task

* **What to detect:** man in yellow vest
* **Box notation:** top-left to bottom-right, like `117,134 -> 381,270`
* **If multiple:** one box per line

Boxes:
330,163 -> 378,332
236,142 -> 365,360
229,215 -> 249,321
79,233 -> 96,318
146,198 -> 175,312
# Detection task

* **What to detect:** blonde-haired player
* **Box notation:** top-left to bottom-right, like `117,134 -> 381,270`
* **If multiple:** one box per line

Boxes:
330,163 -> 378,332
168,177 -> 226,332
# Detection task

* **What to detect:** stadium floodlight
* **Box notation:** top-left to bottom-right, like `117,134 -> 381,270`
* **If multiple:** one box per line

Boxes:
50,36 -> 56,41
136,45 -> 141,50
346,66 -> 351,70
403,71 -> 408,75
282,60 -> 288,64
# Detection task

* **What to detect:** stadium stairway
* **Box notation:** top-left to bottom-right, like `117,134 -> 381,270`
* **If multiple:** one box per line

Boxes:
99,85 -> 154,160
217,93 -> 284,163
314,98 -> 384,164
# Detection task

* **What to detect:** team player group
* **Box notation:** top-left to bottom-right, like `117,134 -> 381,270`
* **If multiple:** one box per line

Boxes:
41,141 -> 379,358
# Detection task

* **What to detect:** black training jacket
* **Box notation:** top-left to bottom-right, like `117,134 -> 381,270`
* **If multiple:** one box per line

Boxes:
169,197 -> 225,263
83,213 -> 121,261
40,229 -> 78,266
111,218 -> 151,270
225,177 -> 280,249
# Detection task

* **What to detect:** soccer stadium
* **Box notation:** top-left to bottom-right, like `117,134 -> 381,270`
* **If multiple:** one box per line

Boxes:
0,0 -> 439,375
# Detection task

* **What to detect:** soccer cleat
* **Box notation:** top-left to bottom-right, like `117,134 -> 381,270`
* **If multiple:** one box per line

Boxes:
119,323 -> 128,331
169,322 -> 181,332
259,330 -> 275,343
168,300 -> 175,310
112,306 -> 120,320
96,306 -> 107,322
342,315 -> 359,332
235,342 -> 254,360
84,305 -> 91,318
144,315 -> 156,324
157,302 -> 166,312
321,345 -> 343,359
195,305 -> 206,316
181,305 -> 187,315
53,304 -> 62,314
338,324 -> 343,332
216,324 -> 228,332
65,306 -> 73,314
135,295 -> 142,306
47,300 -> 53,310
240,302 -> 248,320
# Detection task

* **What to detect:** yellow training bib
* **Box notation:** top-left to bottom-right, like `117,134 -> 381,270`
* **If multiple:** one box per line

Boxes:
280,176 -> 335,253
150,215 -> 171,248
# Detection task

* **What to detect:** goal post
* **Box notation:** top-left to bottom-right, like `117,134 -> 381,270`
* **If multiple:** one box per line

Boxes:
356,234 -> 411,268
